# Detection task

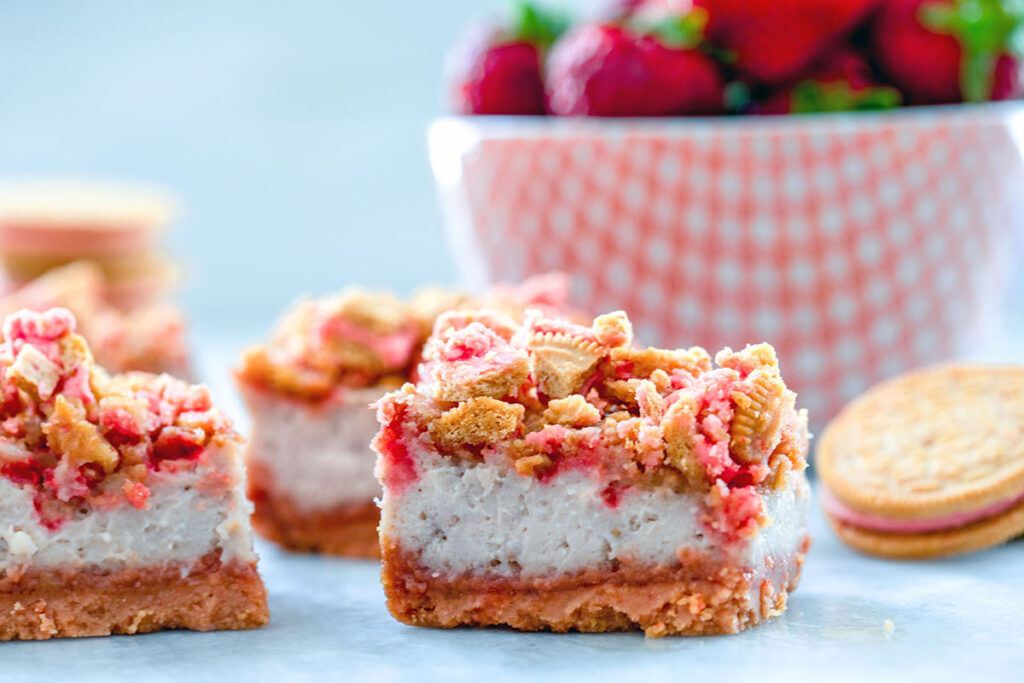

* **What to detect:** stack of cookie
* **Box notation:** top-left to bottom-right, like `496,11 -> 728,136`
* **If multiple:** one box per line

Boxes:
0,178 -> 178,310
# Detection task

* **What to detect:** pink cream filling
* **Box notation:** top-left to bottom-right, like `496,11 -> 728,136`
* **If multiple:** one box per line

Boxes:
820,482 -> 1024,534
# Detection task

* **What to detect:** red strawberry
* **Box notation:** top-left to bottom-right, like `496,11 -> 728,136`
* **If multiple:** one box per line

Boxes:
872,0 -> 1023,104
448,3 -> 570,115
546,13 -> 725,116
693,0 -> 882,86
757,49 -> 903,113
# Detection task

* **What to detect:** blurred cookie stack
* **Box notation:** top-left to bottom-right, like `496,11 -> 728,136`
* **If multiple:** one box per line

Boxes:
0,178 -> 179,310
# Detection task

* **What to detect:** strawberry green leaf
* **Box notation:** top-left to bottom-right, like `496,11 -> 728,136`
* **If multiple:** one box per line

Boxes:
509,2 -> 572,47
631,7 -> 709,50
921,0 -> 1024,101
790,81 -> 903,113
703,43 -> 738,65
723,81 -> 752,113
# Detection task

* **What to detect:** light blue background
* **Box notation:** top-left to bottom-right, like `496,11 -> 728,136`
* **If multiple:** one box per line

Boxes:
0,0 -> 566,334
1,1 -> 1021,348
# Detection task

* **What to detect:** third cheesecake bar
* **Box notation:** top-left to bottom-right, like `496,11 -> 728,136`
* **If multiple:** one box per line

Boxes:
374,308 -> 810,636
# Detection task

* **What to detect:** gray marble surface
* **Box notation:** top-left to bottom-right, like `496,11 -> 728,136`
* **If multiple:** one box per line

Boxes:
4,491 -> 1023,683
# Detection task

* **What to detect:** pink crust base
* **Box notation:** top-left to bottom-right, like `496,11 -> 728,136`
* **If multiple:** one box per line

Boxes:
0,554 -> 268,640
819,484 -> 1024,534
381,538 -> 811,637
247,462 -> 380,558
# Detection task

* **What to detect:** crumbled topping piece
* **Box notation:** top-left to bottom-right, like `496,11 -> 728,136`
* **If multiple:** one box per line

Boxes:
429,323 -> 531,402
429,397 -> 525,449
58,332 -> 94,372
704,480 -> 768,542
614,416 -> 665,466
43,395 -> 119,473
608,346 -> 712,380
322,290 -> 409,335
122,480 -> 151,509
648,369 -> 672,394
592,311 -> 633,348
3,307 -> 76,360
514,453 -> 553,476
729,368 -> 790,465
602,378 -> 644,405
716,343 -> 778,377
311,290 -> 418,371
98,393 -> 158,438
635,380 -> 666,421
238,345 -> 335,398
765,411 -> 810,490
528,331 -> 604,399
8,344 -> 61,401
543,395 -> 600,428
662,395 -> 704,482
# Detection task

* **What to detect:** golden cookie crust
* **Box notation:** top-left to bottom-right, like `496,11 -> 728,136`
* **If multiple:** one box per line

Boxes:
825,494 -> 1024,560
818,364 -> 1024,521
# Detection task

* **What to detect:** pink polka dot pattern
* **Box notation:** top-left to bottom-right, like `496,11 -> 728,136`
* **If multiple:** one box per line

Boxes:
430,108 -> 1024,427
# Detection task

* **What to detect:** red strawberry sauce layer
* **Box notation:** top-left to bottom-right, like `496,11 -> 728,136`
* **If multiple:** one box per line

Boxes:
373,402 -> 418,495
0,308 -> 238,529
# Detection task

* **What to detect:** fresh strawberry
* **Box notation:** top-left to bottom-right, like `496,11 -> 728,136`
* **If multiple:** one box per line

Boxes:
693,0 -> 882,86
757,49 -> 903,113
546,10 -> 725,116
448,2 -> 570,115
872,0 -> 1023,103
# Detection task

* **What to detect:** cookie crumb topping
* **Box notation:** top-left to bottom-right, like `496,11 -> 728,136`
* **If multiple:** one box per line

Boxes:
0,308 -> 237,529
237,274 -> 573,402
376,308 -> 809,543
543,395 -> 601,428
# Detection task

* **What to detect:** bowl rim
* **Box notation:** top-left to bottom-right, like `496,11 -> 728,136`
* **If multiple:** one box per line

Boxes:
430,100 -> 1024,139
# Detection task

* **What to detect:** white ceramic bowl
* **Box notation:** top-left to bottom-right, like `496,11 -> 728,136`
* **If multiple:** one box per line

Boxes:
429,104 -> 1024,427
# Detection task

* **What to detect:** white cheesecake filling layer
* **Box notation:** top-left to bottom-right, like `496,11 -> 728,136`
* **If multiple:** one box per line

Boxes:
0,445 -> 256,574
242,386 -> 384,512
380,452 -> 809,577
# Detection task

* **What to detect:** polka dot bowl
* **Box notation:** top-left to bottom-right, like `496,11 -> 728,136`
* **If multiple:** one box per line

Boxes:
428,104 -> 1024,428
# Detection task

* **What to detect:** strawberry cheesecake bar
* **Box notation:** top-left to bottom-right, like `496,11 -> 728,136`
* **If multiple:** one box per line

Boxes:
1,261 -> 190,377
0,308 -> 267,640
235,275 -> 570,558
374,309 -> 810,635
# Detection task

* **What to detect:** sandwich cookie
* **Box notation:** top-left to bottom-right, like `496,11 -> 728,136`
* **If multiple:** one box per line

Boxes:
0,179 -> 174,258
818,364 -> 1024,559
